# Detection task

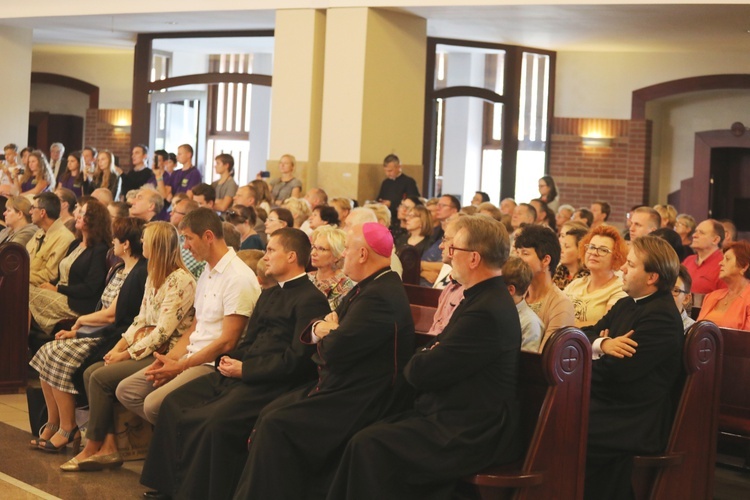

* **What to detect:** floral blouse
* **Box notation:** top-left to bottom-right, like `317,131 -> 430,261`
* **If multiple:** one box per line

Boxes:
553,264 -> 590,290
121,268 -> 196,360
308,270 -> 355,311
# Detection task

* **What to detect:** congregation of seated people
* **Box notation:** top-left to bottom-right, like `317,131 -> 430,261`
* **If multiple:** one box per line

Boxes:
2,142 -> 748,500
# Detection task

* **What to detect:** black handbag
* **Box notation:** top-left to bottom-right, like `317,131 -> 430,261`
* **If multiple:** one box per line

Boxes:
26,386 -> 48,438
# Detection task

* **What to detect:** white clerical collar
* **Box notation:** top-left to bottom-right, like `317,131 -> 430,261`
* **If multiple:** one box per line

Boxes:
632,291 -> 656,303
279,272 -> 306,288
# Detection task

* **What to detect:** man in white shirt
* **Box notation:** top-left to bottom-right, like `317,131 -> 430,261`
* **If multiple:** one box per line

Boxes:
116,208 -> 260,424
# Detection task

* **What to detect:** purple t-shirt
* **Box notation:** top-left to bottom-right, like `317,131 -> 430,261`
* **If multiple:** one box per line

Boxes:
168,167 -> 202,195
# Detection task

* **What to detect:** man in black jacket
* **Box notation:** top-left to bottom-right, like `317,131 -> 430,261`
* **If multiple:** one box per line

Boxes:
583,235 -> 684,500
326,215 -> 521,500
234,222 -> 415,499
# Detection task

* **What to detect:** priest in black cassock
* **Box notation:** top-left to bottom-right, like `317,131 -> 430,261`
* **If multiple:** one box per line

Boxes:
233,222 -> 415,499
376,154 -> 420,226
582,236 -> 684,500
139,228 -> 330,499
327,215 -> 522,500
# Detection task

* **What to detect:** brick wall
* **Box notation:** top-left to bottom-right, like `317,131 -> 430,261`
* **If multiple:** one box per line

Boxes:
84,109 -> 132,170
549,117 -> 652,226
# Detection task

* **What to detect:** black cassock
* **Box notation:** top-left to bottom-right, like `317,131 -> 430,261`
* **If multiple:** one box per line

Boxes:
233,267 -> 415,499
582,290 -> 684,500
327,275 -> 522,500
139,275 -> 330,499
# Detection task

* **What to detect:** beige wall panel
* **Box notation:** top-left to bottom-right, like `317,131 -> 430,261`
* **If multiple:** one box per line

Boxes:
360,10 -> 426,165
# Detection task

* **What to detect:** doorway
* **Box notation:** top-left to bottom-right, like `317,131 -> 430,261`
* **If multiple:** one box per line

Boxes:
710,147 -> 750,233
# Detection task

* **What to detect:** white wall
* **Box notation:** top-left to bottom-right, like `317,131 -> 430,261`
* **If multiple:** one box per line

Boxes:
648,89 -> 750,203
0,27 -> 32,148
30,83 -> 89,116
32,46 -> 134,109
555,51 -> 750,119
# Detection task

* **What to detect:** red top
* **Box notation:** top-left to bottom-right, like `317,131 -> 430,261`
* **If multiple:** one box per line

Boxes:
683,248 -> 727,295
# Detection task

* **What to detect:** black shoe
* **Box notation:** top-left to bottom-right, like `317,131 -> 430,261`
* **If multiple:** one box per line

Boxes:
143,491 -> 171,500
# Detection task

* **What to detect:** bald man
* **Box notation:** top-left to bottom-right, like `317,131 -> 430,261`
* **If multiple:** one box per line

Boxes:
235,222 -> 416,499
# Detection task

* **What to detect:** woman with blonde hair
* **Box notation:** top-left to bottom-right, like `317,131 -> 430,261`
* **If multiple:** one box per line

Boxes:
283,197 -> 311,228
308,225 -> 354,310
85,150 -> 119,198
564,224 -> 629,327
653,204 -> 677,229
269,154 -> 302,204
61,221 -> 196,471
17,150 -> 55,195
0,195 -> 38,246
330,197 -> 352,224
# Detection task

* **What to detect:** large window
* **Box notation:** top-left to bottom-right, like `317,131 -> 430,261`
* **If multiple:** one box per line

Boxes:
133,31 -> 273,185
424,39 -> 555,204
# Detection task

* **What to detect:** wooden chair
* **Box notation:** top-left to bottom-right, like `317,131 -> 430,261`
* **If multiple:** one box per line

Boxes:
0,242 -> 30,392
462,327 -> 592,500
631,320 -> 723,499
717,327 -> 750,469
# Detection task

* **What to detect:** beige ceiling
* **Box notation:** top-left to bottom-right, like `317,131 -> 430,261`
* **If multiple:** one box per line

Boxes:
8,4 -> 750,53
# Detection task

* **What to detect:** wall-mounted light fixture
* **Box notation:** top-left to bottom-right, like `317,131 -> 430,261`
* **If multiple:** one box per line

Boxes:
581,136 -> 613,148
103,109 -> 132,133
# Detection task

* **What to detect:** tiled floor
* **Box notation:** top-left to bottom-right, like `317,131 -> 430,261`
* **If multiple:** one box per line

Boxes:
2,390 -> 749,499
0,390 -> 146,499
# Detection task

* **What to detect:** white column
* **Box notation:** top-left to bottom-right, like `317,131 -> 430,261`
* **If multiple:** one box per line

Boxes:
441,52 -> 484,204
0,28 -> 32,148
248,54 -> 272,175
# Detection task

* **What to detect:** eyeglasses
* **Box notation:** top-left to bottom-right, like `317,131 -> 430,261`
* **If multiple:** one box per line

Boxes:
671,287 -> 688,296
29,205 -> 40,211
172,210 -> 186,216
448,245 -> 473,257
311,245 -> 331,253
584,244 -> 612,257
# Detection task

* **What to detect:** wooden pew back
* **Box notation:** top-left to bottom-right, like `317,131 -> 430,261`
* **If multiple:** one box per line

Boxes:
632,320 -> 723,499
0,242 -> 30,392
716,327 -> 750,469
463,327 -> 592,500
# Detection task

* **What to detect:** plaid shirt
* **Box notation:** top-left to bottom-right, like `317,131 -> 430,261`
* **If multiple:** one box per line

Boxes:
180,236 -> 205,279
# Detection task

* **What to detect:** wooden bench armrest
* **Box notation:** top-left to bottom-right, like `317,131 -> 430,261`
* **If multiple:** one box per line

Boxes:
633,452 -> 685,468
466,462 -> 545,488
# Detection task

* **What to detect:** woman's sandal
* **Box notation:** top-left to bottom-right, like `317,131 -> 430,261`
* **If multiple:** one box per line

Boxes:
30,422 -> 59,448
38,426 -> 81,453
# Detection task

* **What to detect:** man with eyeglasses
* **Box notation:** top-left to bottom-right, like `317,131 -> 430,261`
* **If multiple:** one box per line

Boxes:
582,235 -> 683,500
26,192 -> 75,286
170,197 -> 205,279
420,194 -> 460,285
327,215 -> 522,499
673,265 -> 695,332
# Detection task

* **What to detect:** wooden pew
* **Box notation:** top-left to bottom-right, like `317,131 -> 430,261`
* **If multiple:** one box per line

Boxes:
631,320 -> 723,499
0,242 -> 30,392
404,283 -> 441,338
717,327 -> 750,469
460,327 -> 592,500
